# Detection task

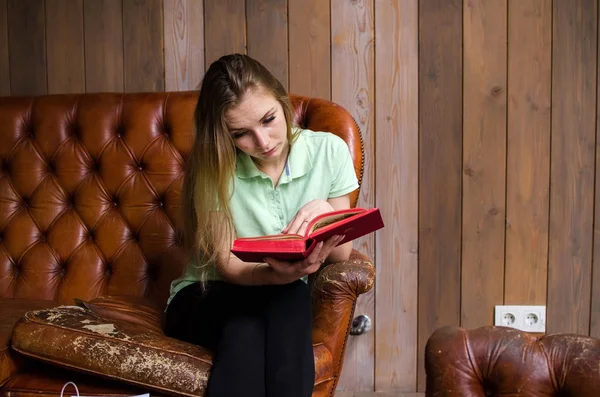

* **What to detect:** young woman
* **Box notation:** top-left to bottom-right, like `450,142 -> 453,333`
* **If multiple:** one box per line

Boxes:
165,53 -> 359,397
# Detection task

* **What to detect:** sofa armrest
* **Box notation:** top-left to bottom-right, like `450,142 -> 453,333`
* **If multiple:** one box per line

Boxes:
74,295 -> 164,334
311,249 -> 375,384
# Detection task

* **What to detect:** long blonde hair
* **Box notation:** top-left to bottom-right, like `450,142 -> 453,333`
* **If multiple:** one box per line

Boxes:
181,53 -> 295,280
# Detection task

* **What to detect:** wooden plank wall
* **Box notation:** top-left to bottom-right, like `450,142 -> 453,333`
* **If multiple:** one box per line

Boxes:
2,0 -> 600,393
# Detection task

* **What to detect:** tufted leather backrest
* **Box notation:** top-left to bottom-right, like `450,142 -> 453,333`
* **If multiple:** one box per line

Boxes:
425,325 -> 600,396
0,92 -> 363,309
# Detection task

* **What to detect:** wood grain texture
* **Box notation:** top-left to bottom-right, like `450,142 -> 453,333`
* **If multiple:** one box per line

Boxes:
0,0 -> 9,95
204,0 -> 246,68
83,0 -> 124,92
123,0 -> 164,92
288,0 -> 330,100
593,1 -> 600,339
505,0 -> 551,305
461,0 -> 507,329
7,0 -> 46,95
331,0 -> 375,392
4,0 -> 600,389
164,0 -> 204,91
374,0 -> 418,391
548,0 -> 596,335
417,0 -> 462,391
45,0 -> 85,94
247,0 -> 289,90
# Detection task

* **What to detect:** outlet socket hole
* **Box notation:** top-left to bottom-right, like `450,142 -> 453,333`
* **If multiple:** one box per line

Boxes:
502,313 -> 516,326
525,313 -> 539,326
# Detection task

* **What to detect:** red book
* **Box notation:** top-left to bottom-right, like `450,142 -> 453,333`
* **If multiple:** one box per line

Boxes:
231,207 -> 384,262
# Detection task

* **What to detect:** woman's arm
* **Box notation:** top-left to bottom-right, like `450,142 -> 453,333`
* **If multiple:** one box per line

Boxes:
282,194 -> 354,264
214,230 -> 344,286
213,191 -> 353,285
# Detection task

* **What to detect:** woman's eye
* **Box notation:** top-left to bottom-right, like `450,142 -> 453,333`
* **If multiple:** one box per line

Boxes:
264,115 -> 275,124
232,131 -> 247,139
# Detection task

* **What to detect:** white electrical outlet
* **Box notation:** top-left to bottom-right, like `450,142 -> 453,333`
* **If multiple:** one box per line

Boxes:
494,305 -> 546,333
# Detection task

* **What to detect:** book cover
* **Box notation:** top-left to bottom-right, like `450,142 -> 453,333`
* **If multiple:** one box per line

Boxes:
231,207 -> 384,262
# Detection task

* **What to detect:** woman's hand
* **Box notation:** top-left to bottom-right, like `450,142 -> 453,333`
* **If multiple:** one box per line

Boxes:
263,234 -> 345,284
282,199 -> 335,235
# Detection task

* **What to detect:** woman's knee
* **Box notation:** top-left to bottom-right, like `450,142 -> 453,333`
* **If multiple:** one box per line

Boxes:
266,279 -> 312,316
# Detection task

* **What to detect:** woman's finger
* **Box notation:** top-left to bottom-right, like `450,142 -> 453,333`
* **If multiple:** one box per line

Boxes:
283,215 -> 308,235
297,218 -> 313,236
314,235 -> 345,263
305,241 -> 324,264
281,215 -> 296,234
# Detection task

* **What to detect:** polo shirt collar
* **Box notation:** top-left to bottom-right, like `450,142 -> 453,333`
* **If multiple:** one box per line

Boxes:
235,151 -> 262,179
234,128 -> 313,180
286,129 -> 312,179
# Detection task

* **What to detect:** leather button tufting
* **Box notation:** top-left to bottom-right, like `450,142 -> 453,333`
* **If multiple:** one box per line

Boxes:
116,125 -> 125,138
175,233 -> 183,246
146,263 -> 158,279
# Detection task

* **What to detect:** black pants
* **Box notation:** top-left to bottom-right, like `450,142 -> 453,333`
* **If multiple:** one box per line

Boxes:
165,279 -> 315,397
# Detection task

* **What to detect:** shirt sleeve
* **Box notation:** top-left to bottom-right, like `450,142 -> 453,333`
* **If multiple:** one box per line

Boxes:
328,135 -> 360,198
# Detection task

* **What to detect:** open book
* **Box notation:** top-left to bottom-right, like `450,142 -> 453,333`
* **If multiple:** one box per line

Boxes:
231,207 -> 384,262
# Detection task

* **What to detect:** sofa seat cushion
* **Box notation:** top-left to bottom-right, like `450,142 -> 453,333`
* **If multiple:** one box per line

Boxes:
0,299 -> 59,386
10,305 -> 336,396
11,306 -> 212,397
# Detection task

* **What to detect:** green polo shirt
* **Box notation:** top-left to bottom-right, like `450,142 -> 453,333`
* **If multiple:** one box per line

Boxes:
167,128 -> 359,305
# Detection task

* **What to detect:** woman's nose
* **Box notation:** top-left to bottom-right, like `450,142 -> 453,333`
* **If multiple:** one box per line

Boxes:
254,129 -> 269,148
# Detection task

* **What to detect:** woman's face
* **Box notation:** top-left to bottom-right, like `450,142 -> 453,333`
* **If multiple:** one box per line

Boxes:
225,87 -> 288,165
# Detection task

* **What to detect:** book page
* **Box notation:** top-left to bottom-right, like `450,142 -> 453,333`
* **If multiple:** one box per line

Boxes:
309,212 -> 357,234
239,234 -> 303,241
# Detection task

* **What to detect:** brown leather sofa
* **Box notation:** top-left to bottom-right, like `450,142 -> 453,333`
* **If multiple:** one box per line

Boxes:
0,92 -> 375,397
425,325 -> 600,396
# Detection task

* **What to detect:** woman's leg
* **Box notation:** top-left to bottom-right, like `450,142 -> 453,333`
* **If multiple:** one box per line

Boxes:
263,280 -> 315,397
205,311 -> 266,396
165,282 -> 267,397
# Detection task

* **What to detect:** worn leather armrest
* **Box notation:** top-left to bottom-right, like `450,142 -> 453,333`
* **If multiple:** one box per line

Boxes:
74,295 -> 164,334
311,249 -> 375,386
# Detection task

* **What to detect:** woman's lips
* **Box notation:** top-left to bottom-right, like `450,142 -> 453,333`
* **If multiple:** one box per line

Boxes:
262,145 -> 278,156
